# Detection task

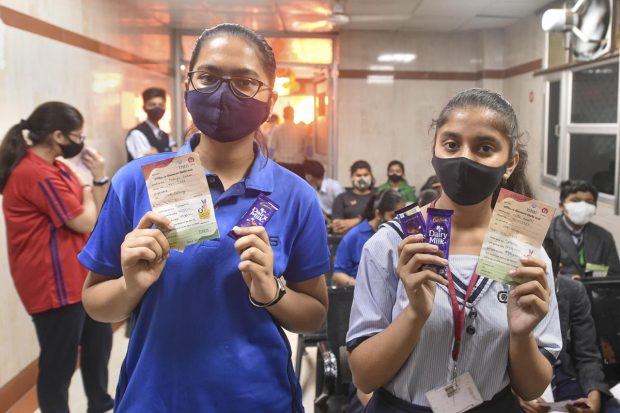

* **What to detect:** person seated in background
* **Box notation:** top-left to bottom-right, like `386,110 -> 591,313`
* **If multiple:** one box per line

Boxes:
519,237 -> 620,413
332,160 -> 375,234
304,159 -> 344,219
126,87 -> 177,161
420,174 -> 442,194
547,180 -> 620,278
332,190 -> 405,287
416,188 -> 439,207
377,160 -> 416,204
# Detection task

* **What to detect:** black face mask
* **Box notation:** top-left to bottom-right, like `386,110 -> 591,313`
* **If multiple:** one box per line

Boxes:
388,174 -> 403,183
59,137 -> 84,159
145,107 -> 165,122
432,156 -> 507,206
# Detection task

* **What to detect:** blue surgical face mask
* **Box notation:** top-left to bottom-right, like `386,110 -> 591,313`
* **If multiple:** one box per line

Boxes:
184,84 -> 270,143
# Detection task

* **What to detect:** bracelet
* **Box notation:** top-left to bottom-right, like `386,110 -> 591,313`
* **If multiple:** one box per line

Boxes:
249,276 -> 286,308
93,176 -> 110,186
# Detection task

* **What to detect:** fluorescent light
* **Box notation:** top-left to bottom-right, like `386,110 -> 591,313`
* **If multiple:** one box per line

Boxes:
368,64 -> 395,71
366,75 -> 394,85
377,53 -> 416,63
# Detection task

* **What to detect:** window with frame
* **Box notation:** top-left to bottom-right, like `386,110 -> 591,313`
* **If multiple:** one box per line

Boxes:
543,60 -> 619,198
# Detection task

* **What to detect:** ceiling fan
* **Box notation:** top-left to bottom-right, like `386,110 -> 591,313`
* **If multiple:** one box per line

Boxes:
290,0 -> 410,32
541,0 -> 613,61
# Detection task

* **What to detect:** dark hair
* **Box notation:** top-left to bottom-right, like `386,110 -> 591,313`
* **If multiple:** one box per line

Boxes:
543,237 -> 561,277
304,159 -> 325,179
560,180 -> 599,204
283,106 -> 294,121
387,160 -> 405,174
142,87 -> 166,103
0,102 -> 83,193
186,23 -> 277,154
417,189 -> 440,207
189,23 -> 276,85
350,160 -> 372,176
431,88 -> 532,197
421,175 -> 440,191
362,190 -> 404,221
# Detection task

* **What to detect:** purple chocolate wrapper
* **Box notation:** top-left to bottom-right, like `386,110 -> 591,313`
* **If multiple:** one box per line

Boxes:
423,207 -> 453,276
227,193 -> 280,240
395,204 -> 426,236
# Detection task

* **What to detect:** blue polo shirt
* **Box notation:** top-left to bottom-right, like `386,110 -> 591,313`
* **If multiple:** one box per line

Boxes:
333,219 -> 374,278
78,135 -> 330,412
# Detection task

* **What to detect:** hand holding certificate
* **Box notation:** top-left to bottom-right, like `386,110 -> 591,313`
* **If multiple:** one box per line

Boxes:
142,154 -> 219,251
477,189 -> 556,285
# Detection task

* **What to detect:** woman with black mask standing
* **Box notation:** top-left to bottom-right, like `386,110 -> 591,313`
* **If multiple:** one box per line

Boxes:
79,24 -> 329,412
347,89 -> 561,412
0,102 -> 113,413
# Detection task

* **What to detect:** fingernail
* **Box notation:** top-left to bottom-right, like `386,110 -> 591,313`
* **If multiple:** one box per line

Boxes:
441,259 -> 449,265
509,269 -> 517,276
233,226 -> 240,232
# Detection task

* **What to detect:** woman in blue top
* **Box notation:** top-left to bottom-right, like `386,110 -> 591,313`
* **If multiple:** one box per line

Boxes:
79,24 -> 330,413
333,190 -> 405,287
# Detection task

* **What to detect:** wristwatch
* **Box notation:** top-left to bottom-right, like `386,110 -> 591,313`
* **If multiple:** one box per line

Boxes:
249,276 -> 286,308
92,176 -> 110,186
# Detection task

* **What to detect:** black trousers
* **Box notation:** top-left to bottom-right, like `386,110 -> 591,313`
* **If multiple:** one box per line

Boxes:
32,303 -> 114,413
365,386 -> 524,413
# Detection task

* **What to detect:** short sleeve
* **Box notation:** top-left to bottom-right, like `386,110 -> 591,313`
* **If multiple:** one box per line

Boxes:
334,234 -> 355,276
33,173 -> 84,229
78,185 -> 133,277
532,248 -> 563,363
283,193 -> 330,283
332,193 -> 345,219
126,130 -> 151,160
346,227 -> 401,347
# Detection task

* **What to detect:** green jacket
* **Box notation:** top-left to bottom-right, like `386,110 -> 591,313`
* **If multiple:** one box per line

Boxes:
377,180 -> 416,203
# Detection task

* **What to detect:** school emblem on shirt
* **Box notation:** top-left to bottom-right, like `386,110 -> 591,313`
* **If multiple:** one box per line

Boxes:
350,199 -> 358,206
497,291 -> 508,303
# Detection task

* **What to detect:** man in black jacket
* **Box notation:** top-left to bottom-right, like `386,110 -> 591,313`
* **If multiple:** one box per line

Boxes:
520,238 -> 619,413
547,180 -> 620,278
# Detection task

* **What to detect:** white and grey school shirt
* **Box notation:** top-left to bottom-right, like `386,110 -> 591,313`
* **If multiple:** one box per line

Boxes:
346,222 -> 562,407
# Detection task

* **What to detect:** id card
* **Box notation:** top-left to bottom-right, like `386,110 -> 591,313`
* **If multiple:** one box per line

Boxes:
142,153 -> 219,251
586,263 -> 609,278
477,189 -> 556,285
425,372 -> 483,413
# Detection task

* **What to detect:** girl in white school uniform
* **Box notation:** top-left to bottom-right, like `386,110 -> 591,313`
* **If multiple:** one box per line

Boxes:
347,88 -> 562,412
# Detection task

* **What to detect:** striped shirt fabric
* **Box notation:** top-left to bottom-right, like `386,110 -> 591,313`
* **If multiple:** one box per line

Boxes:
3,150 -> 88,314
346,221 -> 562,406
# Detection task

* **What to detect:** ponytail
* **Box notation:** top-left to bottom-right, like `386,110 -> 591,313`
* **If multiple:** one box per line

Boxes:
0,102 -> 83,194
0,123 -> 28,193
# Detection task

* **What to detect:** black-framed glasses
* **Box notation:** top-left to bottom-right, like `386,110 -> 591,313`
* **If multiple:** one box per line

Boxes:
187,71 -> 271,99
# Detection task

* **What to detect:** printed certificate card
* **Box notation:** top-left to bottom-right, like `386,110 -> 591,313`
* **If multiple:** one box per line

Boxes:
477,189 -> 556,285
142,154 -> 219,251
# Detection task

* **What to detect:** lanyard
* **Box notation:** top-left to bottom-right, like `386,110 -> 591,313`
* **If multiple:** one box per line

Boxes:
447,266 -> 478,362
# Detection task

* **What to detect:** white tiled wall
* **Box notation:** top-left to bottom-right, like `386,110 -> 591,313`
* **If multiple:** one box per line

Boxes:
0,0 -> 171,388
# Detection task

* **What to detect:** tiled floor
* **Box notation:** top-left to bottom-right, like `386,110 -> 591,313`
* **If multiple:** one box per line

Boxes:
34,328 -> 318,413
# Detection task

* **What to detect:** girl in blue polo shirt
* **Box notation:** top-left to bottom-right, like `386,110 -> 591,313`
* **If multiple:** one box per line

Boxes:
333,190 -> 405,287
79,24 -> 330,413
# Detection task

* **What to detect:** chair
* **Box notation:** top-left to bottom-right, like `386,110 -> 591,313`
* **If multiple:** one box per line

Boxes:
580,276 -> 620,385
314,286 -> 355,413
294,234 -> 344,378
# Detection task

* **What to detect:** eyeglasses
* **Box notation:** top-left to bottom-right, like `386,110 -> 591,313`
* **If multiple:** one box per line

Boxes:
187,71 -> 271,99
67,133 -> 86,143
